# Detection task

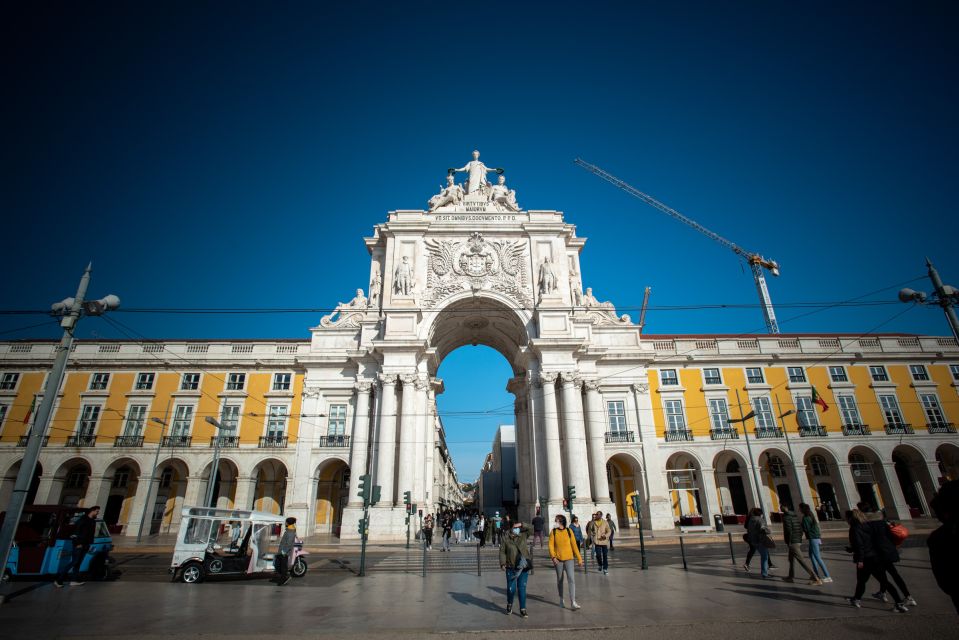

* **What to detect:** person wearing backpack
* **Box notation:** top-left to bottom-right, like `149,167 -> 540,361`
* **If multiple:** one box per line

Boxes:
859,503 -> 917,608
549,514 -> 583,610
846,508 -> 907,612
928,479 -> 959,614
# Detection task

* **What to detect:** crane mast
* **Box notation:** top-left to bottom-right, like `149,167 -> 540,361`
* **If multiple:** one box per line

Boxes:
574,158 -> 781,334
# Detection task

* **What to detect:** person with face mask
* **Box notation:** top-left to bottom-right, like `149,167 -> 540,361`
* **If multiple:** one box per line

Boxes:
588,511 -> 612,575
499,520 -> 533,617
549,514 -> 583,609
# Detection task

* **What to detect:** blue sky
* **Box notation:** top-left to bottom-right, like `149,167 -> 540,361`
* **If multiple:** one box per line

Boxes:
3,2 -> 957,481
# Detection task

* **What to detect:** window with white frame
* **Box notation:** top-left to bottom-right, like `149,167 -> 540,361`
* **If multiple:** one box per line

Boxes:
220,405 -> 241,432
112,467 -> 131,489
869,365 -> 889,382
746,368 -> 765,384
837,395 -> 863,426
171,405 -> 194,436
909,364 -> 930,381
920,394 -> 946,426
878,395 -> 904,426
787,367 -> 806,383
751,396 -> 776,431
267,405 -> 289,437
0,372 -> 20,390
767,454 -> 787,478
124,404 -> 147,436
796,396 -> 819,428
828,366 -> 848,383
659,369 -> 679,386
708,398 -> 730,432
78,405 -> 100,435
273,372 -> 292,391
89,372 -> 110,390
809,455 -> 830,476
180,373 -> 200,390
328,404 -> 347,436
950,364 -> 959,381
226,373 -> 246,391
135,372 -> 155,390
66,470 -> 88,489
664,399 -> 686,432
703,368 -> 722,385
606,401 -> 627,432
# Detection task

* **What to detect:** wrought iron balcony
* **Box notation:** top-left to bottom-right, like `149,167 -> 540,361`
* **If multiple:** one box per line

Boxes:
754,428 -> 783,439
883,423 -> 914,435
17,435 -> 48,447
798,426 -> 828,437
162,435 -> 192,447
211,435 -> 239,448
709,428 -> 739,440
927,422 -> 957,434
841,424 -> 871,436
66,434 -> 97,447
605,431 -> 635,444
664,429 -> 694,442
259,435 -> 289,448
317,435 -> 350,448
114,435 -> 144,447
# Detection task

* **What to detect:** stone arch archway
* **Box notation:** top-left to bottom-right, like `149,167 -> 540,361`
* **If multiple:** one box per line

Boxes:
251,458 -> 287,514
713,450 -> 755,519
151,457 -> 189,534
0,459 -> 42,507
199,456 -> 240,509
95,457 -> 142,530
892,444 -> 936,517
53,458 -> 93,507
803,447 -> 848,519
606,452 -> 644,529
665,451 -> 710,525
313,457 -> 350,537
848,445 -> 901,516
936,443 -> 959,484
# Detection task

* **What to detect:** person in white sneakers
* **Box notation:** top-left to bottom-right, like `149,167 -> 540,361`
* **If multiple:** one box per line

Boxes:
800,503 -> 833,583
548,514 -> 583,610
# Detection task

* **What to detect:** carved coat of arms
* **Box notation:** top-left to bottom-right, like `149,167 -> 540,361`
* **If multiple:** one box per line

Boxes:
423,232 -> 532,307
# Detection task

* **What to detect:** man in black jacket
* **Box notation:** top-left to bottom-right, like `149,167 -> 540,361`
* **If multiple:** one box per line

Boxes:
928,480 -> 959,614
55,505 -> 100,587
781,504 -> 822,585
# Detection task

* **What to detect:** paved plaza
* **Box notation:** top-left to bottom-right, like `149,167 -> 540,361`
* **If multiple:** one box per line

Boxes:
1,539 -> 955,639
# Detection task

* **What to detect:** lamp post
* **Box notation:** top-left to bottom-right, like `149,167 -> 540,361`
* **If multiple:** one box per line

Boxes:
774,395 -> 805,510
0,264 -> 119,604
136,406 -> 171,543
899,258 -> 959,342
204,416 -> 234,508
729,389 -> 765,523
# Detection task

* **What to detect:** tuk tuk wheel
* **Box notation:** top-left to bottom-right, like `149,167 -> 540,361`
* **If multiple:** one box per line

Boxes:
1,569 -> 10,583
181,562 -> 204,584
291,557 -> 308,577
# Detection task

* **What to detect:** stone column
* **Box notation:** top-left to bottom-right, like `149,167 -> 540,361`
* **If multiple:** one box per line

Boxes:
630,382 -> 673,530
396,374 -> 417,505
835,462 -> 860,512
183,474 -> 204,508
346,381 -> 373,508
583,380 -> 610,505
926,460 -> 944,489
412,376 -> 430,505
560,372 -> 592,503
123,477 -> 152,536
425,384 -> 437,511
287,386 -> 321,527
36,474 -> 64,504
528,375 -> 547,504
539,372 -> 564,504
881,462 -> 912,520
514,395 -> 532,515
233,476 -> 256,512
375,373 -> 398,506
791,462 -> 816,510
700,467 -> 722,525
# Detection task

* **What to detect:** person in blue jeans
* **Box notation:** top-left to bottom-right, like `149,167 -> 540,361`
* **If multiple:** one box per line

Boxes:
499,522 -> 532,617
800,503 -> 832,582
55,505 -> 100,587
746,508 -> 771,578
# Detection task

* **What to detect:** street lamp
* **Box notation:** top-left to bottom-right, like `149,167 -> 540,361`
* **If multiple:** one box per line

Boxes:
0,264 -> 119,604
899,258 -> 959,342
729,389 -> 765,523
136,409 -> 171,543
204,416 -> 235,508
774,396 -> 806,510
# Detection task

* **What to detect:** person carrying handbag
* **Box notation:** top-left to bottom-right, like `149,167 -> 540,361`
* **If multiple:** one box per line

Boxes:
746,508 -> 773,578
499,522 -> 533,617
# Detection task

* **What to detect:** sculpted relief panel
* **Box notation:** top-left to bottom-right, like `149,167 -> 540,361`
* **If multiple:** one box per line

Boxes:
423,232 -> 532,308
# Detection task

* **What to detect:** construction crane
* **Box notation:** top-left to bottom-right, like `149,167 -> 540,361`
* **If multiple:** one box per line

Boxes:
574,158 -> 782,334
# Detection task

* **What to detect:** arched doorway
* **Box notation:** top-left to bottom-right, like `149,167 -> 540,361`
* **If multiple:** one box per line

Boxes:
936,444 -> 959,484
54,458 -> 92,506
713,451 -> 753,520
892,445 -> 935,517
665,452 -> 707,526
848,446 -> 898,515
99,458 -> 141,532
314,458 -> 350,536
0,460 -> 42,507
151,458 -> 189,534
803,448 -> 845,520
251,458 -> 288,514
606,453 -> 644,529
758,448 -> 800,513
200,457 -> 239,509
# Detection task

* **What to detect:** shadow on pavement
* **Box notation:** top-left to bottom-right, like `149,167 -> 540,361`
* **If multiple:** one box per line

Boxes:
717,586 -> 854,609
449,591 -> 503,613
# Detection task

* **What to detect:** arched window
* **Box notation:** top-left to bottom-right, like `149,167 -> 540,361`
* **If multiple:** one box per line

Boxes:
768,455 -> 787,478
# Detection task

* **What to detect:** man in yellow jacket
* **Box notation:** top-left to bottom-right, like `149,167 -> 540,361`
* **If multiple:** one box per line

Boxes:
549,514 -> 583,610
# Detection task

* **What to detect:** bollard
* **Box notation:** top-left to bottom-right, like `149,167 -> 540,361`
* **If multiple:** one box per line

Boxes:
727,532 -> 736,565
679,535 -> 688,571
476,538 -> 482,576
422,529 -> 428,578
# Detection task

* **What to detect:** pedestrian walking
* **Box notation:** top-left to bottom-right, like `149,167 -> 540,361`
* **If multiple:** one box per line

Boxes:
605,513 -> 617,551
570,515 -> 584,552
549,514 -> 583,610
453,516 -> 464,544
781,504 -> 823,585
858,503 -> 916,608
846,509 -> 908,612
588,511 -> 611,574
273,516 -> 297,585
423,513 -> 434,551
477,514 -> 487,547
492,511 -> 503,546
441,513 -> 453,551
499,521 -> 533,617
531,509 -> 545,548
800,503 -> 832,582
927,479 -> 959,614
466,514 -> 475,542
742,507 -> 776,573
745,508 -> 773,578
54,505 -> 100,587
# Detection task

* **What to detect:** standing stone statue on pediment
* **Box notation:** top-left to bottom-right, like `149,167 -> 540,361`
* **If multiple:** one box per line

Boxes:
394,256 -> 415,295
538,257 -> 556,296
451,150 -> 503,195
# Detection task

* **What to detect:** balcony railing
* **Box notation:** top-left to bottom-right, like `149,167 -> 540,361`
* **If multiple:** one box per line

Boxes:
798,426 -> 828,437
114,435 -> 144,447
927,422 -> 957,434
605,431 -> 635,444
259,435 -> 289,448
211,435 -> 239,448
162,435 -> 192,447
17,435 -> 49,447
66,434 -> 97,447
664,429 -> 694,442
754,428 -> 783,439
883,423 -> 914,435
841,424 -> 871,436
317,435 -> 350,448
710,428 -> 739,440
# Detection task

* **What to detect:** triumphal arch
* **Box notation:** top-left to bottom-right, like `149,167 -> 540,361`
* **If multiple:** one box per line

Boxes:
307,151 -> 674,539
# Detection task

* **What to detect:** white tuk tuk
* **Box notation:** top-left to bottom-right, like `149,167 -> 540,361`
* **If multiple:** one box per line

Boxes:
169,506 -> 300,584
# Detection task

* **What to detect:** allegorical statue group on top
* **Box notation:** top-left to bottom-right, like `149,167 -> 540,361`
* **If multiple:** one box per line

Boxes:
428,150 -> 520,213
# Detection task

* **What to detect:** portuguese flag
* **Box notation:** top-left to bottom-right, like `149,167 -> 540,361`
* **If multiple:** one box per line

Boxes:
22,394 -> 37,424
812,386 -> 829,412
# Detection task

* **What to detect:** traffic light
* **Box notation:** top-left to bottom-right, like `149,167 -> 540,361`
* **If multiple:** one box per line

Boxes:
370,484 -> 382,506
630,493 -> 641,516
567,485 -> 576,503
357,474 -> 371,505
358,516 -> 367,536
403,491 -> 411,508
